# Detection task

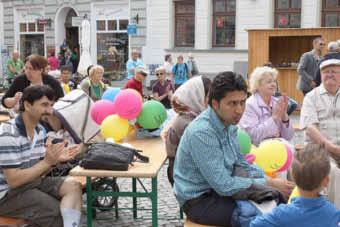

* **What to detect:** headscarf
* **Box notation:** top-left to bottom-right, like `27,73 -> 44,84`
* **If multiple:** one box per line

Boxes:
172,76 -> 206,115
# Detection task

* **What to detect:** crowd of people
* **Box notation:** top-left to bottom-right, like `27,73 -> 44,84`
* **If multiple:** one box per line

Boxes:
1,40 -> 340,227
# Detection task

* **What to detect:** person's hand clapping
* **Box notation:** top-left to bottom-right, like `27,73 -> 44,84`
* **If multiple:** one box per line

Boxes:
58,144 -> 81,163
44,138 -> 65,166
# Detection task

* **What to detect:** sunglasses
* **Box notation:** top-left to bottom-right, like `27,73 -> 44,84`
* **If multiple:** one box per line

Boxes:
156,73 -> 164,76
320,43 -> 325,46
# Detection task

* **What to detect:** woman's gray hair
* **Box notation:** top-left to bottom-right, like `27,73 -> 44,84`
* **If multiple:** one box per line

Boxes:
249,66 -> 278,94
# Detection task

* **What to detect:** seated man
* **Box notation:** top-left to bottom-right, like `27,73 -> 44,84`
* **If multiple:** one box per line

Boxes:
0,85 -> 82,227
124,66 -> 148,97
173,71 -> 294,226
59,65 -> 76,94
300,58 -> 340,208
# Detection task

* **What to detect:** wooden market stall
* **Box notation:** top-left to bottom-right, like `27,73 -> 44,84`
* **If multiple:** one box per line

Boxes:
248,27 -> 340,105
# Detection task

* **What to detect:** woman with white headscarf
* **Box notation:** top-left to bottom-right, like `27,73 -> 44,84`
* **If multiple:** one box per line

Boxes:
165,76 -> 211,186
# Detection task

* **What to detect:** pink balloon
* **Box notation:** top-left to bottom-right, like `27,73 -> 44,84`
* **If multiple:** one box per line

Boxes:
114,89 -> 142,120
245,154 -> 256,164
277,144 -> 293,172
90,100 -> 116,125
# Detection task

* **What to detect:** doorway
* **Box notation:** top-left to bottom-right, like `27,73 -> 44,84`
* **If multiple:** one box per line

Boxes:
64,9 -> 79,51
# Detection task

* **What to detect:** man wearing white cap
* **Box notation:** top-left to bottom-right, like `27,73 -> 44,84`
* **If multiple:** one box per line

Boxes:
300,58 -> 340,208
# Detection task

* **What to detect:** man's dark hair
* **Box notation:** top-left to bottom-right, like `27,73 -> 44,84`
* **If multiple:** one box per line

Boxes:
292,143 -> 330,191
208,71 -> 247,106
60,65 -> 71,73
19,85 -> 56,112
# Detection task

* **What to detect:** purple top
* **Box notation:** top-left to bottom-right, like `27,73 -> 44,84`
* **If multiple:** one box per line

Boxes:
239,92 -> 294,146
152,80 -> 173,109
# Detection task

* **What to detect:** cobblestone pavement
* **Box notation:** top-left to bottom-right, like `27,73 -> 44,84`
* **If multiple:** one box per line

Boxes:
80,115 -> 302,227
80,161 -> 184,227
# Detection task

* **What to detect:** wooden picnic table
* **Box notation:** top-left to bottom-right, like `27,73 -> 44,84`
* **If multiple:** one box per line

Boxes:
69,136 -> 167,227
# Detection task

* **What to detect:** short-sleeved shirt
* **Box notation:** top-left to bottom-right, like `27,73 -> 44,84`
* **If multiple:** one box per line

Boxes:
300,84 -> 340,146
0,115 -> 46,199
124,77 -> 143,96
172,63 -> 189,85
152,80 -> 173,109
7,58 -> 24,79
126,59 -> 144,79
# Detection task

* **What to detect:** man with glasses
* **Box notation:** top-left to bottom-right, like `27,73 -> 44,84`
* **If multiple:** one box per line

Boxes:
124,66 -> 148,96
152,66 -> 173,109
300,59 -> 340,208
297,37 -> 325,96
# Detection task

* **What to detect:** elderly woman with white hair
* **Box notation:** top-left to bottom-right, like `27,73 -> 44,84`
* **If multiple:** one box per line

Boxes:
239,66 -> 294,146
80,65 -> 107,101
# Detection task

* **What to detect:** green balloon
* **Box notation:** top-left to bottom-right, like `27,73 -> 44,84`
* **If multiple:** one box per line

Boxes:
137,100 -> 167,129
237,128 -> 252,154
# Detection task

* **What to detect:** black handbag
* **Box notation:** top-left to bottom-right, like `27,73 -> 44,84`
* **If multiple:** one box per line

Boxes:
80,142 -> 149,171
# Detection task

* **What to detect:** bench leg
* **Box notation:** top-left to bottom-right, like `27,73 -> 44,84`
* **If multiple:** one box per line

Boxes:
132,178 -> 137,219
86,176 -> 93,227
151,177 -> 158,227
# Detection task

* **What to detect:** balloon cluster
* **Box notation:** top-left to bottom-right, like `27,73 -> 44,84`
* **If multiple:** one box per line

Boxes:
90,88 -> 167,142
245,139 -> 293,176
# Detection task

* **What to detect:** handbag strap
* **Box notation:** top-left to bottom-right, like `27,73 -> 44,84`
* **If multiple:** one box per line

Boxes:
133,150 -> 149,163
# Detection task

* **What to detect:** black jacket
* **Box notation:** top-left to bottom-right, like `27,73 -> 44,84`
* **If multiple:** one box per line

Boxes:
1,74 -> 64,108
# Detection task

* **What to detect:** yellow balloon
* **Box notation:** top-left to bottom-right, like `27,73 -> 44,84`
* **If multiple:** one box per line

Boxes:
251,139 -> 287,173
100,114 -> 129,142
288,186 -> 300,204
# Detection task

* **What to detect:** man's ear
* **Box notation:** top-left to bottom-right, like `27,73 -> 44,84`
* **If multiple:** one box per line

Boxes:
24,101 -> 31,112
211,99 -> 219,111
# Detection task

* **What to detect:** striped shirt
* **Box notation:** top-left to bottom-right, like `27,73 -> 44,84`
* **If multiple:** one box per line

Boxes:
0,115 -> 46,199
173,107 -> 266,206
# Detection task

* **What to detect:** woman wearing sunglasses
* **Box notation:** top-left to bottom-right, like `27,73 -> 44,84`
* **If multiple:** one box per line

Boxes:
152,66 -> 173,109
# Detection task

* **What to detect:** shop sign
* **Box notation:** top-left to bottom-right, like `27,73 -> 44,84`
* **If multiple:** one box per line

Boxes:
37,18 -> 51,26
127,24 -> 137,35
72,17 -> 83,27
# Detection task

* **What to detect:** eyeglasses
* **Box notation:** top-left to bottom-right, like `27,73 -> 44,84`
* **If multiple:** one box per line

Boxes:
320,43 -> 325,46
156,73 -> 164,76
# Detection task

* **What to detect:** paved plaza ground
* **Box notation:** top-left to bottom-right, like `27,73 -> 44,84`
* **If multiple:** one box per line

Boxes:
80,115 -> 302,227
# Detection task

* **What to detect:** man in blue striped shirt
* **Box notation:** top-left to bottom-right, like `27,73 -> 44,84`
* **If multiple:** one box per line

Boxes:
0,85 -> 82,227
173,71 -> 294,226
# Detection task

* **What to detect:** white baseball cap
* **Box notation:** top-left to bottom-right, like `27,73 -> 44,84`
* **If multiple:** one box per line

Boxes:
319,59 -> 340,70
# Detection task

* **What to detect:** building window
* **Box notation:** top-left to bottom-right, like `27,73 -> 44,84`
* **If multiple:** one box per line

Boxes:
174,0 -> 195,47
212,0 -> 236,47
96,19 -> 129,80
274,0 -> 301,28
19,22 -> 44,58
322,0 -> 340,26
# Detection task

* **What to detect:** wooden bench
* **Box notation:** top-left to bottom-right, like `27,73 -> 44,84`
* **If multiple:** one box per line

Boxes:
184,218 -> 218,227
0,216 -> 28,226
